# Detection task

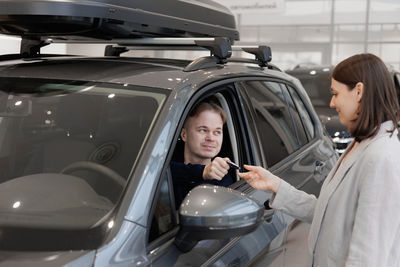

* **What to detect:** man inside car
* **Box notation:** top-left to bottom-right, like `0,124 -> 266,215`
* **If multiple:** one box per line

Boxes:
171,100 -> 234,207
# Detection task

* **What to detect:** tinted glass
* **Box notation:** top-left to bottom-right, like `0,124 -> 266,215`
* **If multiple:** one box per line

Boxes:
241,81 -> 299,166
149,173 -> 176,243
280,84 -> 308,145
0,77 -> 168,250
286,85 -> 315,140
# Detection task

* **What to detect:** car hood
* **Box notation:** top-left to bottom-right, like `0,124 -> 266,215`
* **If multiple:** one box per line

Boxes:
0,250 -> 95,267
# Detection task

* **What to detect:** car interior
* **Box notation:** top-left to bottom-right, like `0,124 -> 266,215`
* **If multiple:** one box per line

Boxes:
0,80 -> 162,204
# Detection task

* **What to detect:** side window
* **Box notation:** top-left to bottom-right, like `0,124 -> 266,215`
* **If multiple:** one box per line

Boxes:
280,84 -> 308,145
286,85 -> 315,140
148,169 -> 177,243
240,81 -> 300,166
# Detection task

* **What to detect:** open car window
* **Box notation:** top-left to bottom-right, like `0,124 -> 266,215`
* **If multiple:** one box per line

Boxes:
147,85 -> 247,248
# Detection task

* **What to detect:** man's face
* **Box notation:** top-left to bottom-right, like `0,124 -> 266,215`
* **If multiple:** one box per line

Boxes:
181,110 -> 223,164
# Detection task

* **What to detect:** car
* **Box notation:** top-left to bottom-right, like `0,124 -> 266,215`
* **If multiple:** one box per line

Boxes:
0,0 -> 337,266
287,64 -> 400,154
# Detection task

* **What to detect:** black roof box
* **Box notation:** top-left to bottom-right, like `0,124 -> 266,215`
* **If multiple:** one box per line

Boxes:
0,0 -> 239,42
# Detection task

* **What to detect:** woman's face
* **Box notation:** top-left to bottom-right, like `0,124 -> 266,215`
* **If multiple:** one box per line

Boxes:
329,78 -> 363,129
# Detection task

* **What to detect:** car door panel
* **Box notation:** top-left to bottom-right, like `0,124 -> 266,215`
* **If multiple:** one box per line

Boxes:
236,79 -> 336,266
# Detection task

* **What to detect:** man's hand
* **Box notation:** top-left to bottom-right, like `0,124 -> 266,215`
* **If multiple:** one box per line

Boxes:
203,157 -> 230,181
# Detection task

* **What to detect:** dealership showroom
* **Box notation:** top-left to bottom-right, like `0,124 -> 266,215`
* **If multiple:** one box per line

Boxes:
0,0 -> 399,267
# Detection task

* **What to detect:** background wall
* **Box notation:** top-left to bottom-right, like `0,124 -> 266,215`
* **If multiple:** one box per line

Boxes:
218,0 -> 400,70
1,0 -> 399,70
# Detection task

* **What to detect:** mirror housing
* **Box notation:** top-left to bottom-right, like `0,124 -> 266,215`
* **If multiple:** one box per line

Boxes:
174,185 -> 263,252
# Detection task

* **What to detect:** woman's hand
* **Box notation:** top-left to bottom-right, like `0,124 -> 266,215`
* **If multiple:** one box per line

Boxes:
238,165 -> 281,193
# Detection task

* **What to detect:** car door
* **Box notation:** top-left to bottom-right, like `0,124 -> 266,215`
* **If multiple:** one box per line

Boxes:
146,81 -> 289,266
235,78 -> 337,265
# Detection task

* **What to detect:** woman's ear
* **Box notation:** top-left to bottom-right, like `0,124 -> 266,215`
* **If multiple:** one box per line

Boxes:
355,82 -> 364,103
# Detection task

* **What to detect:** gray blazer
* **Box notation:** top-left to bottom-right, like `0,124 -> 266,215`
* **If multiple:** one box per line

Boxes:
271,121 -> 400,267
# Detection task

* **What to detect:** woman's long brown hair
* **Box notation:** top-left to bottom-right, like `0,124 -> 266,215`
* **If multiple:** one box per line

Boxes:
332,53 -> 399,141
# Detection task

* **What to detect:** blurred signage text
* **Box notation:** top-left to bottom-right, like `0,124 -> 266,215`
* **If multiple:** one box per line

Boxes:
217,0 -> 285,14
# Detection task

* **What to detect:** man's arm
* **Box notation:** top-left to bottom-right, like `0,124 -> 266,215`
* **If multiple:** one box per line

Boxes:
203,157 -> 230,181
171,158 -> 234,207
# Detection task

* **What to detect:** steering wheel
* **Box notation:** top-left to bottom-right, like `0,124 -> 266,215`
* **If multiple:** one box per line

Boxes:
61,161 -> 126,187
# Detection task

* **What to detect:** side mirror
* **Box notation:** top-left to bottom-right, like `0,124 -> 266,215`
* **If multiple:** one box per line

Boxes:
174,185 -> 264,252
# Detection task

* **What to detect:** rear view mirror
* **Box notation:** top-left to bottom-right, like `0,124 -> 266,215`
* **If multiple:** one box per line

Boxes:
174,185 -> 263,252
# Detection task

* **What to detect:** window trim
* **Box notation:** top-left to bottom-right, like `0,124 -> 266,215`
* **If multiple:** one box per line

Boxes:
285,83 -> 315,141
236,77 -> 320,168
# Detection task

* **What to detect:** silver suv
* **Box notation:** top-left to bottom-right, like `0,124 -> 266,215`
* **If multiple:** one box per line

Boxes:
0,0 -> 337,266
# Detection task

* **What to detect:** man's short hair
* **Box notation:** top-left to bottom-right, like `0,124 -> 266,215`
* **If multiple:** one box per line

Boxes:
184,99 -> 227,128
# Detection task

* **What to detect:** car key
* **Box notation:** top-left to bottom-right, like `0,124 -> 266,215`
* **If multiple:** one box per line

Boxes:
227,161 -> 239,170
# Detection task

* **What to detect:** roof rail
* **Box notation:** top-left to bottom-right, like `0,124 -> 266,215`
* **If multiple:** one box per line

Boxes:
95,37 -> 231,72
240,46 -> 272,68
104,46 -> 129,57
183,37 -> 232,72
10,37 -> 279,72
227,58 -> 281,71
20,37 -> 52,57
194,38 -> 232,63
102,40 -> 276,71
0,54 -> 27,61
0,53 -> 68,62
102,38 -> 218,56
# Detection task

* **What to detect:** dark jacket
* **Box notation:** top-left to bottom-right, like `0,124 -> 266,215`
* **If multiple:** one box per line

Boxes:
170,161 -> 233,208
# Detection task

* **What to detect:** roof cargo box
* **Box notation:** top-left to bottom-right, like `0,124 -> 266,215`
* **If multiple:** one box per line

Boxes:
0,0 -> 239,41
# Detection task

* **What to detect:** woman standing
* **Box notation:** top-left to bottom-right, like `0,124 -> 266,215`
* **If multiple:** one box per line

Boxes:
239,54 -> 400,267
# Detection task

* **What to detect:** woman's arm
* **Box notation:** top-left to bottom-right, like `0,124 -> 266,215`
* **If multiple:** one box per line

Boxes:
271,179 -> 317,224
239,165 -> 317,224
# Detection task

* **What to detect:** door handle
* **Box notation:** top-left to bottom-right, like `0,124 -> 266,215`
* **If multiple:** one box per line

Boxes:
314,160 -> 326,175
263,199 -> 275,223
263,209 -> 275,223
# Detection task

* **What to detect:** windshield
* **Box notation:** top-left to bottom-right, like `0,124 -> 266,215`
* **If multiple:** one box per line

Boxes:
0,77 -> 168,250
